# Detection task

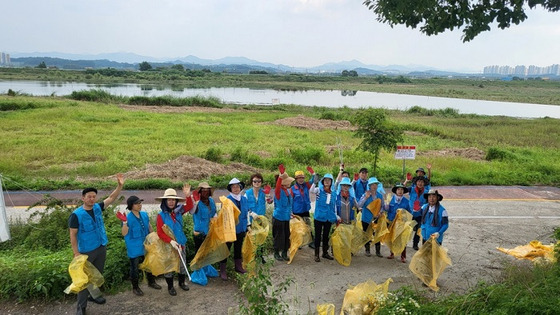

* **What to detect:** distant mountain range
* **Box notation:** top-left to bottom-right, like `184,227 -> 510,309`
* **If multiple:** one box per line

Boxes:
9,51 -> 477,76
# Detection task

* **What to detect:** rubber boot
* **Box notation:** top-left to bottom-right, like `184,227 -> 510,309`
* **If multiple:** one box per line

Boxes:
147,273 -> 161,290
281,250 -> 289,261
132,278 -> 143,296
274,250 -> 283,261
413,235 -> 420,250
165,277 -> 176,296
322,247 -> 334,260
401,248 -> 407,263
219,262 -> 228,280
178,274 -> 190,291
375,242 -> 383,257
314,247 -> 320,262
234,259 -> 247,274
365,243 -> 371,257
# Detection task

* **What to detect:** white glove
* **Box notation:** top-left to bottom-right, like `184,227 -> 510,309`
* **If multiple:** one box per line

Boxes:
170,240 -> 180,250
431,232 -> 440,239
249,211 -> 258,219
213,213 -> 218,218
336,215 -> 342,223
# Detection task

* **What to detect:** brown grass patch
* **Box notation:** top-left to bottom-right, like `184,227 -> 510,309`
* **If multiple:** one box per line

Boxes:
419,147 -> 486,160
266,115 -> 354,130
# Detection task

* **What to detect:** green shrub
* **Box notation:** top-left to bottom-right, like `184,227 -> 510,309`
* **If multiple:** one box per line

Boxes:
205,147 -> 223,162
68,89 -> 120,103
485,147 -> 514,161
290,147 -> 324,165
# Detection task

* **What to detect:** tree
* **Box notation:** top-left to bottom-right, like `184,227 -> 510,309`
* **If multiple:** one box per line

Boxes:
171,64 -> 184,71
36,61 -> 47,69
138,61 -> 152,71
352,108 -> 403,174
363,0 -> 560,42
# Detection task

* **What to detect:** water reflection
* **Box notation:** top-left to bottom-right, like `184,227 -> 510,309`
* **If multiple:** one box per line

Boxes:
341,90 -> 357,96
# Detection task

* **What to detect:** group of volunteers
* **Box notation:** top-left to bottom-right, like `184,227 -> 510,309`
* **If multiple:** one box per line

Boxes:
68,164 -> 449,314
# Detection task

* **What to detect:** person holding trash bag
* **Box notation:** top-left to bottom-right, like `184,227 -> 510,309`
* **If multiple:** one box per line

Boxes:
155,185 -> 194,296
219,178 -> 251,280
357,177 -> 386,257
273,164 -> 295,261
117,195 -> 162,296
68,173 -> 124,315
421,189 -> 449,245
188,182 -> 219,285
408,177 -> 429,250
311,173 -> 338,262
385,183 -> 411,263
291,167 -> 317,248
336,177 -> 359,225
245,173 -> 272,263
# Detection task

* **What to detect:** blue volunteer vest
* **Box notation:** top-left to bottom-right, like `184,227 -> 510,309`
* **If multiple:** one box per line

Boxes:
409,187 -> 428,218
124,211 -> 150,258
273,189 -> 292,221
353,179 -> 369,202
245,188 -> 266,216
361,192 -> 384,224
421,204 -> 448,244
74,204 -> 108,253
314,190 -> 337,223
193,198 -> 217,235
159,210 -> 187,246
291,183 -> 311,214
227,195 -> 249,233
336,194 -> 356,222
387,196 -> 411,221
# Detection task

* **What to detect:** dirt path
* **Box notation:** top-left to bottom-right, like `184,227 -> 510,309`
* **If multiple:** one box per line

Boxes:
1,187 -> 559,314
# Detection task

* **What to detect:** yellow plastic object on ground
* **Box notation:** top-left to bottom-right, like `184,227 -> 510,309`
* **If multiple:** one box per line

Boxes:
140,231 -> 180,276
64,254 -> 104,294
340,278 -> 392,315
288,215 -> 312,264
372,213 -> 389,244
241,215 -> 269,270
317,303 -> 336,315
409,236 -> 452,291
190,196 -> 240,270
383,209 -> 416,255
332,224 -> 354,266
497,240 -> 557,263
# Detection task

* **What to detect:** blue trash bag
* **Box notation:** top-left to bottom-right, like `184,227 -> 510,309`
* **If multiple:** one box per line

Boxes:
204,265 -> 218,278
191,269 -> 208,286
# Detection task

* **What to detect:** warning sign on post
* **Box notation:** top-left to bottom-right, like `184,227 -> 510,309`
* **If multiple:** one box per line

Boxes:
394,145 -> 416,160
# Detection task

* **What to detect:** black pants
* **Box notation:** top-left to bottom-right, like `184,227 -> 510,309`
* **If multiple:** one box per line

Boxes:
77,245 -> 106,310
129,255 -> 155,283
314,220 -> 332,250
272,218 -> 290,252
361,221 -> 371,250
413,216 -> 422,245
193,233 -> 206,253
222,232 -> 246,261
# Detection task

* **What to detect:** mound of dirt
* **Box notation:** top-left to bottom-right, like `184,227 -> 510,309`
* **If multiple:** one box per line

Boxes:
420,147 -> 486,161
267,115 -> 354,130
121,155 -> 262,181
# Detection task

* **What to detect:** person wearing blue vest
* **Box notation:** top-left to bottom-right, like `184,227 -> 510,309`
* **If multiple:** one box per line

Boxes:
155,186 -> 194,296
357,177 -> 386,257
291,167 -> 317,248
273,164 -> 294,261
408,177 -> 429,250
311,174 -> 337,262
385,183 -> 410,263
220,178 -> 250,280
353,167 -> 369,205
336,177 -> 359,225
421,189 -> 449,245
117,195 -> 161,296
245,173 -> 272,263
68,173 -> 124,315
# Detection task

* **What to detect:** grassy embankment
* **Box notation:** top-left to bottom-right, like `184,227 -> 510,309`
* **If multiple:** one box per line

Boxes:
0,90 -> 559,191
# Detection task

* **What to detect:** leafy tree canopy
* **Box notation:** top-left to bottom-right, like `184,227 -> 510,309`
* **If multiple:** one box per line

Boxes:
138,61 -> 152,71
363,0 -> 560,42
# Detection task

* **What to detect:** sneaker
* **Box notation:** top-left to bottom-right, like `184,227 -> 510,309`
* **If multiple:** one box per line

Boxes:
179,283 -> 190,291
132,287 -> 144,296
376,252 -> 383,258
322,253 -> 334,260
148,282 -> 162,290
274,252 -> 283,261
88,296 -> 106,304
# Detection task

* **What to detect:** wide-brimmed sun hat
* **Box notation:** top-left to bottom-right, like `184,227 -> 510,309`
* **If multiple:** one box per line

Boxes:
424,189 -> 443,202
339,177 -> 352,186
391,183 -> 409,194
227,178 -> 245,192
367,177 -> 380,186
280,173 -> 295,186
155,188 -> 185,201
197,182 -> 214,194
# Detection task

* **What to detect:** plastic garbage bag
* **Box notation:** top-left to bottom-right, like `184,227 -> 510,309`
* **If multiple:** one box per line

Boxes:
317,303 -> 335,315
190,268 -> 208,286
203,264 -> 218,277
242,228 -> 256,271
215,196 -> 241,243
332,223 -> 353,266
288,215 -> 312,264
64,254 -> 104,294
340,278 -> 392,315
351,212 -> 373,255
409,236 -> 452,291
242,215 -> 270,270
372,212 -> 389,244
140,230 -> 180,276
367,199 -> 381,218
383,209 -> 416,255
497,240 -> 557,263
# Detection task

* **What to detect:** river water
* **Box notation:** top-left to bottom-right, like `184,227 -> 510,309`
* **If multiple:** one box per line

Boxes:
1,80 -> 559,118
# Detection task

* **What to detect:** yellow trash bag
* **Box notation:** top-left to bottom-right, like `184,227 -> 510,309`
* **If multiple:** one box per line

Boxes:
372,212 -> 389,244
367,199 -> 381,218
340,278 -> 392,315
317,303 -> 336,315
409,236 -> 452,291
64,254 -> 104,294
350,212 -> 373,255
497,240 -> 557,263
383,209 -> 416,255
241,215 -> 270,270
288,215 -> 312,264
190,200 -> 240,270
140,229 -> 180,276
332,224 -> 354,266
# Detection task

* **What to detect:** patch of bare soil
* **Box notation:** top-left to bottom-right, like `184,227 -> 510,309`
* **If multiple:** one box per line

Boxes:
119,104 -> 239,113
121,155 -> 262,181
419,147 -> 486,161
404,130 -> 427,137
267,115 -> 354,131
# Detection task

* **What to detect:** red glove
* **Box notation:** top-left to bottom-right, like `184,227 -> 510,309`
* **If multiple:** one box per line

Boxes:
192,190 -> 200,202
263,185 -> 271,194
406,172 -> 412,181
279,164 -> 285,174
116,211 -> 127,222
353,173 -> 359,181
413,200 -> 421,211
306,166 -> 315,174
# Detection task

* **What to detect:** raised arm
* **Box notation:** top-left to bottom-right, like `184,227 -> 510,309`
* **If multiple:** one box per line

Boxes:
103,173 -> 124,208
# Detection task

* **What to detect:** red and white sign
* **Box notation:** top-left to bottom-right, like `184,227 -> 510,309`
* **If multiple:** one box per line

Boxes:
394,145 -> 416,160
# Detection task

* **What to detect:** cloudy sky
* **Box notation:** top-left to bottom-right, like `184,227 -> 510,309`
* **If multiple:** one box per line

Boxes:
2,0 -> 559,72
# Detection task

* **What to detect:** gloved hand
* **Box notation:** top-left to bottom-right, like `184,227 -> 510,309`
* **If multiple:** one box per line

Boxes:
249,211 -> 258,219
263,184 -> 271,194
306,166 -> 315,174
279,164 -> 286,174
192,189 -> 200,202
170,240 -> 180,250
431,232 -> 440,239
353,173 -> 359,181
116,209 -> 127,222
313,174 -> 319,186
406,172 -> 412,181
336,215 -> 342,223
